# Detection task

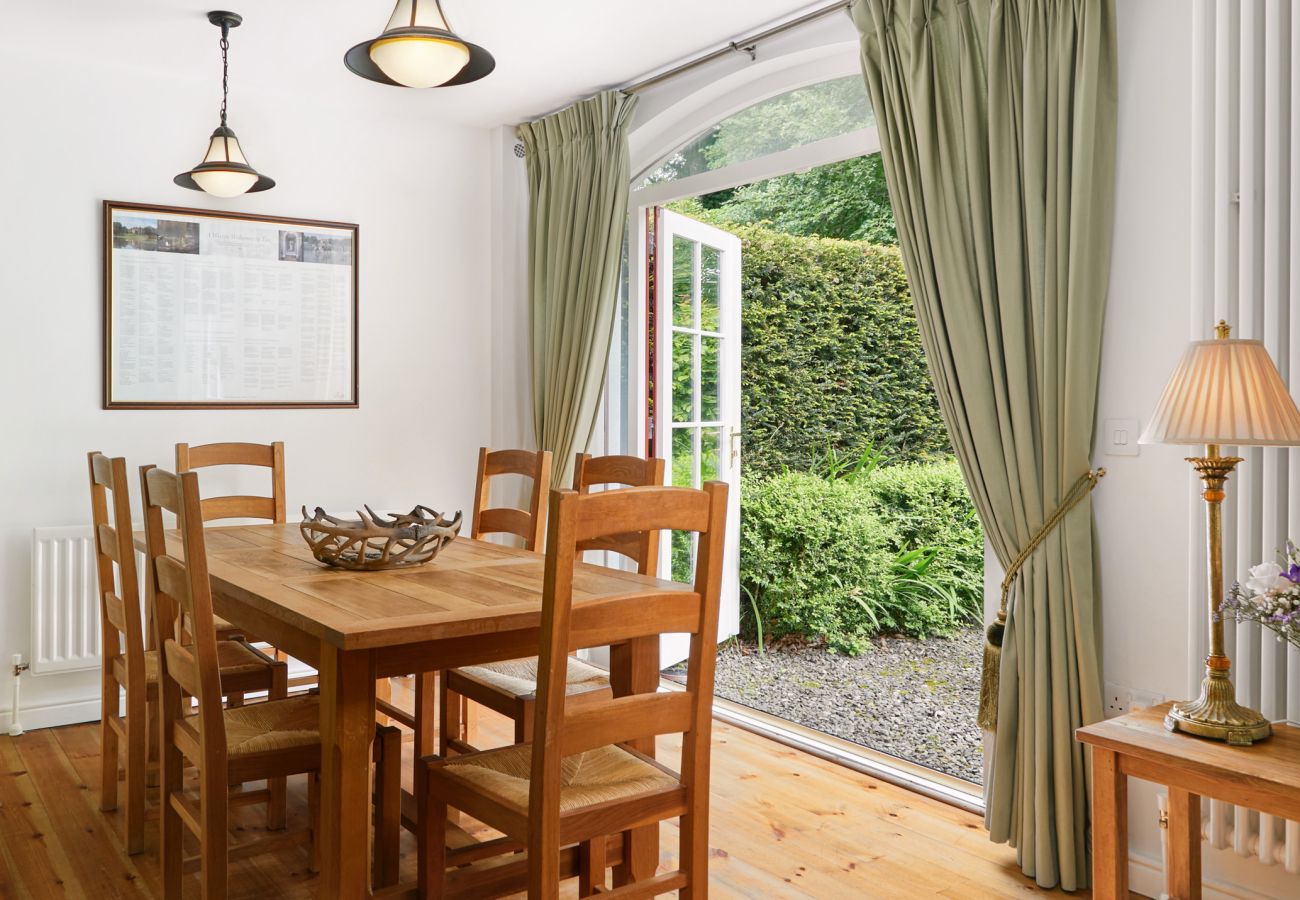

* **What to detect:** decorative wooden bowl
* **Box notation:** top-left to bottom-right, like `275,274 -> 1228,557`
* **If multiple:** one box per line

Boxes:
300,505 -> 462,571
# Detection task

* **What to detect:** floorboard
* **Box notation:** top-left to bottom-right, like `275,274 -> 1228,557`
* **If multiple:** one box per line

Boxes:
0,679 -> 1141,898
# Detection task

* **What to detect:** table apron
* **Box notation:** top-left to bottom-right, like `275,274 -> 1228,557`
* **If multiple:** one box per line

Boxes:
213,592 -> 323,667
1120,754 -> 1300,822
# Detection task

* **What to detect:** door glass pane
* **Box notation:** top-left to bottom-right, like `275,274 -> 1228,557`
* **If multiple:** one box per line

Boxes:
700,245 -> 721,332
671,427 -> 695,487
671,530 -> 695,583
672,236 -> 695,328
700,426 -> 721,483
700,336 -> 720,422
672,332 -> 694,422
670,426 -> 697,583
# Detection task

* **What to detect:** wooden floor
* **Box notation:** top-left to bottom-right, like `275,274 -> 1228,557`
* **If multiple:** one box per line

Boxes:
0,685 -> 1130,899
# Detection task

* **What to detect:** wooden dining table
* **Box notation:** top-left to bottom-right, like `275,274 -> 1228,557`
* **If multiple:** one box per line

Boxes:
135,521 -> 675,898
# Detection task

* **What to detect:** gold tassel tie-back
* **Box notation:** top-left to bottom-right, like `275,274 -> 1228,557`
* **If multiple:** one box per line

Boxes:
978,468 -> 1106,731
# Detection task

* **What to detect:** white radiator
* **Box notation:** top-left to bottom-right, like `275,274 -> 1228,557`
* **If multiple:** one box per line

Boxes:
1190,0 -> 1300,880
30,526 -> 102,675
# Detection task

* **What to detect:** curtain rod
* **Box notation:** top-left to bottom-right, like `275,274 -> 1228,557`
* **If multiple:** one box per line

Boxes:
621,0 -> 853,94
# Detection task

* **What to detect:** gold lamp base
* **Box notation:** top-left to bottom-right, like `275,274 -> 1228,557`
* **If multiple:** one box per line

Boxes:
1164,657 -> 1272,746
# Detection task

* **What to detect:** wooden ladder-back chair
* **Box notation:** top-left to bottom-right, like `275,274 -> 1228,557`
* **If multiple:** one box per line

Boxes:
176,441 -> 301,679
372,447 -> 553,757
89,452 -> 289,854
175,441 -> 286,525
442,453 -> 664,755
437,446 -> 554,754
141,466 -> 402,896
418,481 -> 729,899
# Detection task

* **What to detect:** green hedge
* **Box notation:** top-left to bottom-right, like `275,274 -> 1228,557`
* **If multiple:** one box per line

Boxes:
740,460 -> 982,653
734,225 -> 950,475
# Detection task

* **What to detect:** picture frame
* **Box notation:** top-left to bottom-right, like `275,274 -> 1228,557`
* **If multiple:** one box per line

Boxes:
103,200 -> 359,409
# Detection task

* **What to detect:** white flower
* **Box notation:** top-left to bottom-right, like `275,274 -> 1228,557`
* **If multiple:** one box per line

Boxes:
1245,562 -> 1292,595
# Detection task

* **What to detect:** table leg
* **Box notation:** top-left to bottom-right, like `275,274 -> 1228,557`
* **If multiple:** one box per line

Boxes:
1091,747 -> 1128,900
610,636 -> 661,885
319,643 -> 377,898
1167,787 -> 1201,900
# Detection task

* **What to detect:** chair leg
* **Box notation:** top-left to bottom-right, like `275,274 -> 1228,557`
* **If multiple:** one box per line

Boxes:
418,764 -> 447,900
308,772 -> 321,874
124,681 -> 147,855
160,688 -> 185,898
99,672 -> 119,813
145,696 -> 160,789
438,674 -> 459,757
373,725 -> 401,888
516,697 -> 535,745
415,671 -> 436,759
578,838 -> 607,896
200,765 -> 229,900
266,663 -> 289,830
679,810 -> 707,899
461,693 -> 476,749
375,676 -> 393,727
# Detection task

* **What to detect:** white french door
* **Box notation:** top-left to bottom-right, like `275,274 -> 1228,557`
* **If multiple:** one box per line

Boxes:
654,208 -> 742,662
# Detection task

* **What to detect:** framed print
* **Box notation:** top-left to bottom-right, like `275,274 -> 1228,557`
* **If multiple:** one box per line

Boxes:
103,201 -> 358,409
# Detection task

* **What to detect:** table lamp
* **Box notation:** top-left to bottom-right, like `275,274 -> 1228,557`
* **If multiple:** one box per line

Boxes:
1140,321 -> 1300,744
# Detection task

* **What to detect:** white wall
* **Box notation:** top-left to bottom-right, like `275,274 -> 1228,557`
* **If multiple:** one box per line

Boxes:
0,37 -> 493,727
1099,3 -> 1296,898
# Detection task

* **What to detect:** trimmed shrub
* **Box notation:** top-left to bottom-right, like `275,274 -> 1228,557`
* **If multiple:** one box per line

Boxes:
740,460 -> 983,653
733,225 -> 950,475
858,460 -> 984,622
740,471 -> 898,654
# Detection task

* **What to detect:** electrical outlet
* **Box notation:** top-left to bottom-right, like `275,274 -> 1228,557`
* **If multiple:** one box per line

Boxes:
1131,688 -> 1165,711
1104,681 -> 1132,718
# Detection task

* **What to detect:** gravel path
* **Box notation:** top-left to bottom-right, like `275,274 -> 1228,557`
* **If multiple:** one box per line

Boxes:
677,626 -> 984,783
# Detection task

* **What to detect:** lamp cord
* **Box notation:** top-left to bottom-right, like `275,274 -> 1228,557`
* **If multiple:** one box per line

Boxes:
219,25 -> 230,127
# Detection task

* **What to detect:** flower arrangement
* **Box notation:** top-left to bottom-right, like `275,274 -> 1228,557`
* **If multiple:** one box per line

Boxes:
1223,541 -> 1300,650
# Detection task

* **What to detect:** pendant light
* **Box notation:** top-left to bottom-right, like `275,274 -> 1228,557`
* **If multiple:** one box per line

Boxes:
174,11 -> 274,197
345,0 -> 495,89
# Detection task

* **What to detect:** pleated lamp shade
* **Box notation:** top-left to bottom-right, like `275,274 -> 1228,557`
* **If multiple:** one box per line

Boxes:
1140,334 -> 1300,446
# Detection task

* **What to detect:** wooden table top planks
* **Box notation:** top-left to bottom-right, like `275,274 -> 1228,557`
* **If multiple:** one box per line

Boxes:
134,522 -> 686,652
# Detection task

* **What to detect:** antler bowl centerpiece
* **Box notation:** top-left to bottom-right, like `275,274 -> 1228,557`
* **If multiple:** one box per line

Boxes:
300,505 -> 462,571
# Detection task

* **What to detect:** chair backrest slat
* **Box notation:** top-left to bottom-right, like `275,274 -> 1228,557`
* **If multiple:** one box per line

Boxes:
95,523 -> 122,564
141,465 -> 227,762
559,691 -> 694,758
572,453 -> 664,574
527,480 -> 728,864
86,452 -> 147,668
470,447 -> 552,551
175,441 -> 286,524
564,590 -> 702,651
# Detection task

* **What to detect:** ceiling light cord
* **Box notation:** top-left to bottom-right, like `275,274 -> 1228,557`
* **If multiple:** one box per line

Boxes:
219,23 -> 230,127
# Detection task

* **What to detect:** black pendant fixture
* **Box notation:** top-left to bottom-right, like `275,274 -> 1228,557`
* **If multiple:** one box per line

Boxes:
345,0 -> 495,89
175,11 -> 274,197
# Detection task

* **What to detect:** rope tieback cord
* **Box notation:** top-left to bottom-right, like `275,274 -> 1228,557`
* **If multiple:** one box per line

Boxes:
977,468 -> 1106,731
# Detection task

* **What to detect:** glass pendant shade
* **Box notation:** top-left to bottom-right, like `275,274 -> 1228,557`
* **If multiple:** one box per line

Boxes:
346,0 -> 494,88
1140,327 -> 1300,447
369,35 -> 471,88
175,125 -> 274,196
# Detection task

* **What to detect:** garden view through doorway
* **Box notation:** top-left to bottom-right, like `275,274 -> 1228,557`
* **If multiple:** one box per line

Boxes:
638,75 -> 986,786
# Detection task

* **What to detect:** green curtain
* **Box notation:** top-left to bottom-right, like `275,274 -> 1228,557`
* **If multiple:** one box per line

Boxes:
849,0 -> 1116,889
520,90 -> 638,482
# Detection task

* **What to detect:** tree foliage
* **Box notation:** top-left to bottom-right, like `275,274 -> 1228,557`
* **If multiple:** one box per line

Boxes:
655,74 -> 897,243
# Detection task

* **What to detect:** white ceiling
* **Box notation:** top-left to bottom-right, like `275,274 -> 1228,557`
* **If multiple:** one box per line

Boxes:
18,1 -> 836,128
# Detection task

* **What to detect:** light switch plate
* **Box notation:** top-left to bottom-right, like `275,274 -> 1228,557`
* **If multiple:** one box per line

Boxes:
1104,418 -> 1140,456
